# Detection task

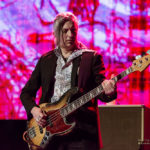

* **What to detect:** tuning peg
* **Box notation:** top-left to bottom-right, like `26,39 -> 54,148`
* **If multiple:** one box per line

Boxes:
135,55 -> 141,60
146,50 -> 150,54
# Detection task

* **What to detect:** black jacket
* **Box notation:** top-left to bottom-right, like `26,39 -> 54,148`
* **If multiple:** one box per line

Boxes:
20,49 -> 117,140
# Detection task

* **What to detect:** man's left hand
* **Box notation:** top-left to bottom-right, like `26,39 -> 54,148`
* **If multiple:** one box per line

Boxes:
102,74 -> 116,96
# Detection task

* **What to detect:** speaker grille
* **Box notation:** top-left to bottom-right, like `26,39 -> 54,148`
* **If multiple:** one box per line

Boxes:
98,105 -> 150,150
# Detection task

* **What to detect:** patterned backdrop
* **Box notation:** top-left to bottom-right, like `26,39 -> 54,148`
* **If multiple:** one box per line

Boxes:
0,0 -> 150,119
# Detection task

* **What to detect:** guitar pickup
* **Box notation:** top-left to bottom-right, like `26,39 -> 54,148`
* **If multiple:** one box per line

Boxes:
28,127 -> 36,139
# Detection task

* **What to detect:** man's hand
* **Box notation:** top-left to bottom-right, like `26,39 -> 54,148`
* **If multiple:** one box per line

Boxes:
31,106 -> 47,127
102,74 -> 116,96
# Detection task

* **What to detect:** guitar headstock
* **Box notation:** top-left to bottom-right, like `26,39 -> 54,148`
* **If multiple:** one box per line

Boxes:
131,51 -> 150,72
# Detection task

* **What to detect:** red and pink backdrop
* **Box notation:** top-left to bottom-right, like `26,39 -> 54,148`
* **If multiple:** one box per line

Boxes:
0,0 -> 150,119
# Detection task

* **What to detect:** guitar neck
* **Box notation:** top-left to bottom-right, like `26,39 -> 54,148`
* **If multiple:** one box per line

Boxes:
60,66 -> 133,117
112,66 -> 133,83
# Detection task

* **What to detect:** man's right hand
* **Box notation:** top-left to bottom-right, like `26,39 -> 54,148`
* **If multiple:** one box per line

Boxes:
31,106 -> 47,127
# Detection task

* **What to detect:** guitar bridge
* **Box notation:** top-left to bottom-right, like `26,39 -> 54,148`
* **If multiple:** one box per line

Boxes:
47,116 -> 53,127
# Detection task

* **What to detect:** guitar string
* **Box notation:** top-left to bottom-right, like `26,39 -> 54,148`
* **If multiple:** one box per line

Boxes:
28,94 -> 92,134
28,111 -> 65,134
28,96 -> 84,134
42,86 -> 102,123
28,101 -> 77,134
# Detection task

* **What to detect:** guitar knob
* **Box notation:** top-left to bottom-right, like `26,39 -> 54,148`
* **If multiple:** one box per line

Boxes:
135,55 -> 141,60
146,50 -> 150,54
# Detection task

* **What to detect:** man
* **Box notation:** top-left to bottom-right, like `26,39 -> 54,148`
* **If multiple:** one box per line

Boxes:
20,12 -> 117,150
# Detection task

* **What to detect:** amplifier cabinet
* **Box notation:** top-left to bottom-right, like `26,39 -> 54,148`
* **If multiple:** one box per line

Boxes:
98,105 -> 150,150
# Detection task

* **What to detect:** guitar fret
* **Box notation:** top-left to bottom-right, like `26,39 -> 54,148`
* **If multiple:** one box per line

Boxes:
79,99 -> 83,107
60,108 -> 67,117
122,70 -> 127,78
112,67 -> 132,83
74,101 -> 78,109
82,95 -> 88,103
96,86 -> 102,94
75,100 -> 80,108
80,98 -> 83,104
68,103 -> 75,112
90,92 -> 93,99
91,89 -> 97,97
67,107 -> 71,113
71,103 -> 75,109
87,93 -> 92,99
74,100 -> 80,110
96,87 -> 100,93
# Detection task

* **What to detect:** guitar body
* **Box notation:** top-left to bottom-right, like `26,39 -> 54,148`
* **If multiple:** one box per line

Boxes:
23,87 -> 78,149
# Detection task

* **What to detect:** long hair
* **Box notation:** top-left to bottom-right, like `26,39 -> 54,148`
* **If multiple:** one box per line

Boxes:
53,12 -> 78,46
53,12 -> 87,49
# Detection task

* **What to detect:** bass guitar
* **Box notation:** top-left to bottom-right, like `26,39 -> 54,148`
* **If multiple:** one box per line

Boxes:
23,52 -> 150,149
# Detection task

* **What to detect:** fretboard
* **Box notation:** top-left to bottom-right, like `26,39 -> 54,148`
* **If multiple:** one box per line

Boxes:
60,66 -> 133,117
112,66 -> 133,82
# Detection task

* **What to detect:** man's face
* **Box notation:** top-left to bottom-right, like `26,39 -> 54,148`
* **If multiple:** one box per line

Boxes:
59,21 -> 77,51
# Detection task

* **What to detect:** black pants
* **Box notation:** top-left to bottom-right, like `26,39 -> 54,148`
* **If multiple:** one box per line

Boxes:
44,129 -> 99,150
45,136 -> 99,150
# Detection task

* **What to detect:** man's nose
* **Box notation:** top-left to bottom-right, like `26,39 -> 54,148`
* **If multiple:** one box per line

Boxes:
67,30 -> 73,37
